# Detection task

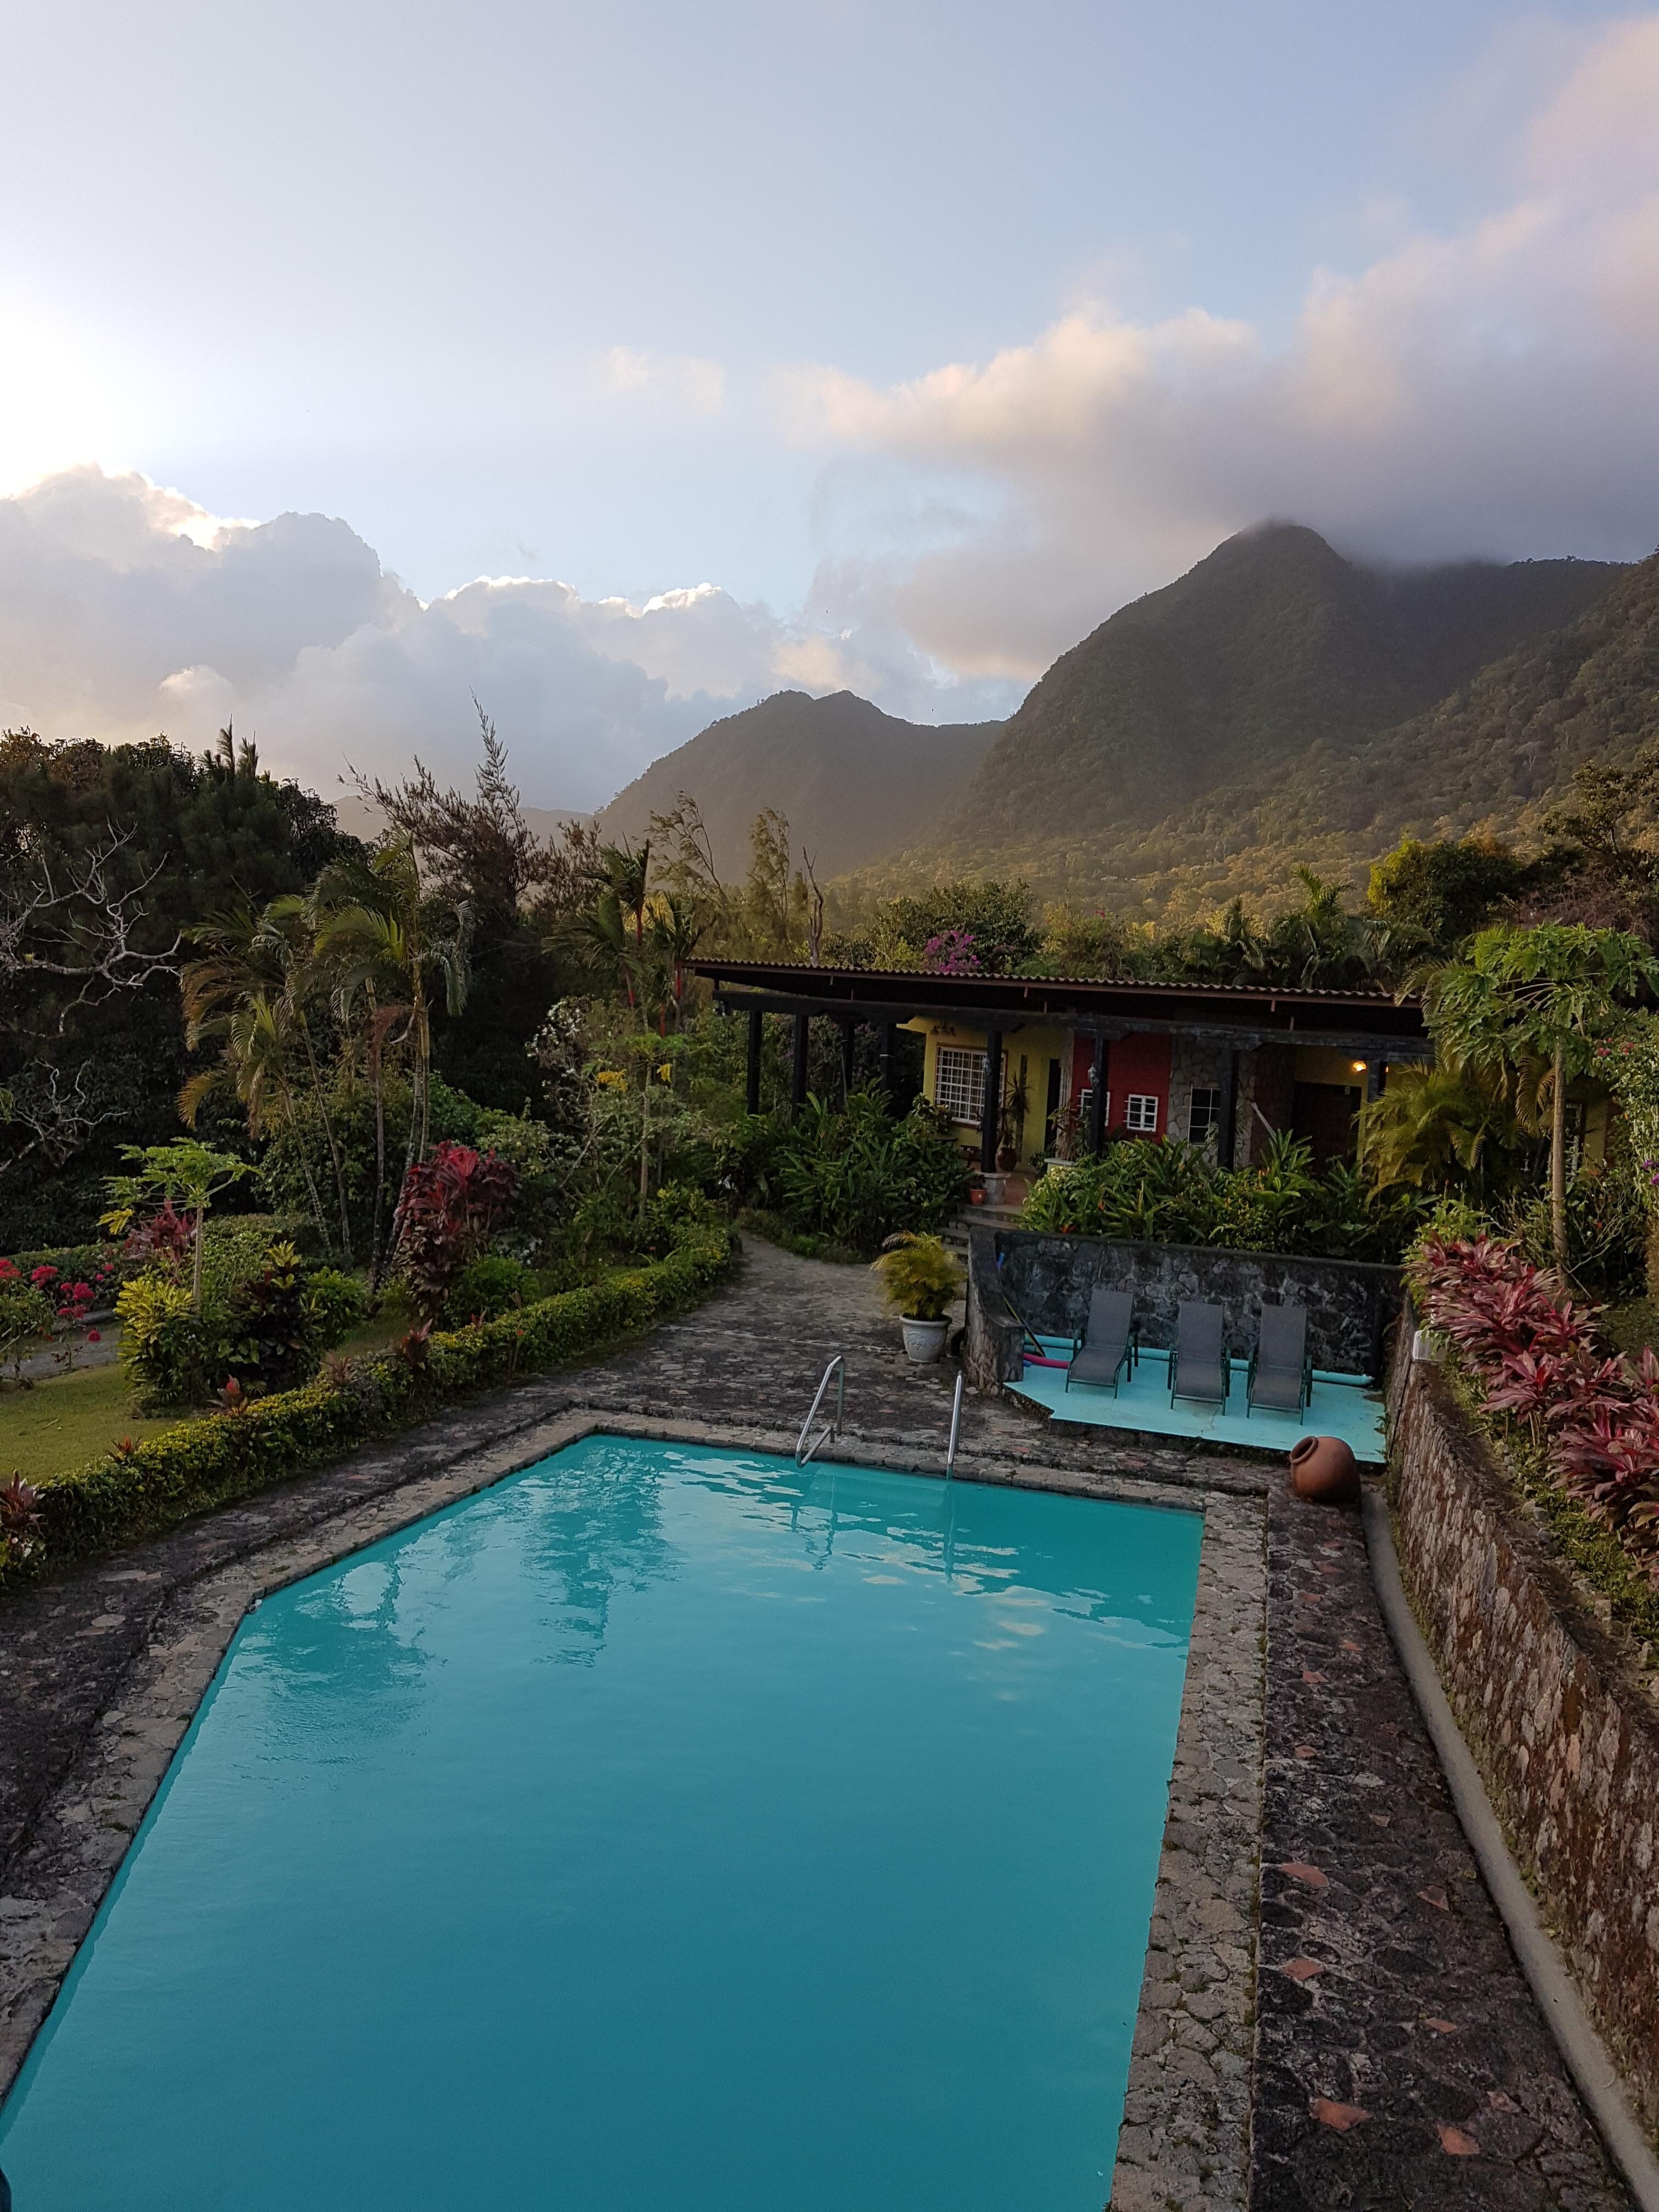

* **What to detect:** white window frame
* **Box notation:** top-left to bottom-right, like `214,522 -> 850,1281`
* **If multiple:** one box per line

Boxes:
1187,1087 -> 1222,1146
934,1045 -> 988,1126
1124,1092 -> 1159,1135
1075,1087 -> 1108,1130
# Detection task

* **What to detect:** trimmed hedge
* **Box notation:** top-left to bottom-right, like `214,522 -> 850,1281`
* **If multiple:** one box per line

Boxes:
1,1228 -> 734,1591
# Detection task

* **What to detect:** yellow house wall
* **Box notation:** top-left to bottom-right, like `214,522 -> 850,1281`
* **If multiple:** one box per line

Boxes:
908,1018 -> 1072,1161
1294,1045 -> 1377,1087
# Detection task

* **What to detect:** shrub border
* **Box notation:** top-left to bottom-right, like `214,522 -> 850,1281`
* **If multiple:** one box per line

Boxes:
1,1229 -> 734,1591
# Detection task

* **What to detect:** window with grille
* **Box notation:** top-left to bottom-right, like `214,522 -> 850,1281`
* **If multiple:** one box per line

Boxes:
1125,1092 -> 1159,1134
1187,1087 -> 1222,1146
934,1046 -> 988,1125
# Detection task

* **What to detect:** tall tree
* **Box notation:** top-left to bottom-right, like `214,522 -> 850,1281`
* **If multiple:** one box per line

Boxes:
1425,923 -> 1659,1265
311,837 -> 471,1226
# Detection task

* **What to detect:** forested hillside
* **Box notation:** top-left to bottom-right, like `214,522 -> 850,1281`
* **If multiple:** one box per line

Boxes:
594,689 -> 1001,879
857,524 -> 1632,914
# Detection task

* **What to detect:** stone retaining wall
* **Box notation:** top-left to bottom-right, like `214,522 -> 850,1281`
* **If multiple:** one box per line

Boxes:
963,1226 -> 1397,1388
1387,1324 -> 1659,2141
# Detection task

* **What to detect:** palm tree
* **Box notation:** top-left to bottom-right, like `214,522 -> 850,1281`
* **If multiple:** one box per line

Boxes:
178,903 -> 349,1257
1357,1065 -> 1514,1195
312,837 -> 470,1229
645,890 -> 703,1030
1425,923 -> 1659,1265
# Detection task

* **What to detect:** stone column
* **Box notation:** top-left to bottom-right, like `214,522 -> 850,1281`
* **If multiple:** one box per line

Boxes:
980,1029 -> 1003,1172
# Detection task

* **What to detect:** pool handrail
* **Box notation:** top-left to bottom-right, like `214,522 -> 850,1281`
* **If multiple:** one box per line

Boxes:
945,1369 -> 964,1478
797,1352 -> 846,1465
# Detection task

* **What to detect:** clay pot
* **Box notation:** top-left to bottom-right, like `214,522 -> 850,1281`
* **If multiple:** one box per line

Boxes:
967,1187 -> 986,1206
1289,1434 -> 1359,1505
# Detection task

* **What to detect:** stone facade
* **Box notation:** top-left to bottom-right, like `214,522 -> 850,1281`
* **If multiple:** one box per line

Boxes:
1387,1325 -> 1659,2140
1169,1035 -> 1234,1156
965,1227 -> 1399,1386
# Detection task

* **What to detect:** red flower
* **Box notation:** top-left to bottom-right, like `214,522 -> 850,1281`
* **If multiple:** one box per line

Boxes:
86,1328 -> 101,1343
30,1265 -> 57,1285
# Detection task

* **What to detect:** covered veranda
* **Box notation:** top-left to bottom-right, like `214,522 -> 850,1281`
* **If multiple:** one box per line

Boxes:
692,960 -> 1432,1171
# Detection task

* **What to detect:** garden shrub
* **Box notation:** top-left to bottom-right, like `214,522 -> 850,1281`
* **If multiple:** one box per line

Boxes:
303,1268 -> 368,1350
640,1180 -> 718,1255
0,1272 -> 56,1382
6,1243 -> 134,1298
1023,1133 -> 1424,1263
3,1228 -> 735,1588
225,1241 -> 313,1393
257,1078 -> 487,1256
724,1091 -> 969,1255
397,1142 -> 521,1321
1411,1233 -> 1659,1592
445,1254 -> 534,1325
115,1274 -> 219,1409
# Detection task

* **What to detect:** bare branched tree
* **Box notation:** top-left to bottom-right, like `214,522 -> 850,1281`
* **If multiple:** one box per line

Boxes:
0,827 -> 183,1028
0,1062 -> 131,1182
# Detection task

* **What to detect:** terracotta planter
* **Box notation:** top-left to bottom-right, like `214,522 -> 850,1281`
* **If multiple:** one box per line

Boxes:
967,1188 -> 986,1206
901,1316 -> 949,1364
1289,1434 -> 1359,1504
996,1144 -> 1018,1173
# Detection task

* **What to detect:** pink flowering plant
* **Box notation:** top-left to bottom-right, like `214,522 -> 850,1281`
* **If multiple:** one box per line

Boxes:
1410,1233 -> 1659,1588
922,929 -> 981,977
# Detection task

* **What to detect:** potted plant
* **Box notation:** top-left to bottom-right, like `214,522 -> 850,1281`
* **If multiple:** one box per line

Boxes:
870,1232 -> 961,1363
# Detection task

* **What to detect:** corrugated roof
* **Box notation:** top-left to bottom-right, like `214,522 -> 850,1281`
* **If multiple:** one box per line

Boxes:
690,957 -> 1412,1007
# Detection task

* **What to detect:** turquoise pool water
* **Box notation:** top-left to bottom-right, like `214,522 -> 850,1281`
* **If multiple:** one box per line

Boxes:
0,1437 -> 1202,2211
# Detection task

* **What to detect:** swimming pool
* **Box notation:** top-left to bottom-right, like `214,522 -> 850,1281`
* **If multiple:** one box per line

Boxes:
0,1437 -> 1203,2211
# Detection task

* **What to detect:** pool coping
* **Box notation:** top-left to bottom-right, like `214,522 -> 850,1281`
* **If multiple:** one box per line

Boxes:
0,1408 -> 1269,2212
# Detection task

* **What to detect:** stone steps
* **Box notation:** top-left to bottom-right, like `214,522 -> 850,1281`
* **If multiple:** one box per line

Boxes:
940,1203 -> 1024,1254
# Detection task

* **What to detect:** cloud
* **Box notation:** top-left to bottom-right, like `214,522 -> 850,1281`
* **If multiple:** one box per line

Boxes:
600,345 -> 726,414
0,465 -> 1012,809
780,15 -> 1659,678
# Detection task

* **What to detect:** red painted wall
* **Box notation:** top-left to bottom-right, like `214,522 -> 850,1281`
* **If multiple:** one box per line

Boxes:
1069,1032 -> 1173,1138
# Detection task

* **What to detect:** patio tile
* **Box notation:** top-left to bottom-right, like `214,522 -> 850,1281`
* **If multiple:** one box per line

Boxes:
1007,1341 -> 1386,1462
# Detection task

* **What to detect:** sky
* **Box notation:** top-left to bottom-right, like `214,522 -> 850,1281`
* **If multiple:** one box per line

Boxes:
1,0 -> 1656,808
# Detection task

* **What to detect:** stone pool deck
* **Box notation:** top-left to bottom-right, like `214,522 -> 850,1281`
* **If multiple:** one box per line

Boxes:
0,1235 -> 1635,2211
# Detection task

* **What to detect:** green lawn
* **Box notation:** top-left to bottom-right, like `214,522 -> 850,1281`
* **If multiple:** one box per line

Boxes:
1604,1298 -> 1659,1361
0,1363 -> 201,1483
336,1306 -> 414,1358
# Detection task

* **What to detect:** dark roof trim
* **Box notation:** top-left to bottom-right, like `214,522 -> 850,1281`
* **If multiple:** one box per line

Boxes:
692,958 -> 1430,1046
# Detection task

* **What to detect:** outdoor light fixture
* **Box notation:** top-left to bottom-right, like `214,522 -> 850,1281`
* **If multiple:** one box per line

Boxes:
1351,1059 -> 1368,1073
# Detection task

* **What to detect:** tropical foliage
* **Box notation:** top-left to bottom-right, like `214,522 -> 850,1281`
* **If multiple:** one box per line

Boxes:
1412,1234 -> 1659,1590
1024,1132 -> 1423,1264
1424,924 -> 1659,1262
718,1092 -> 970,1255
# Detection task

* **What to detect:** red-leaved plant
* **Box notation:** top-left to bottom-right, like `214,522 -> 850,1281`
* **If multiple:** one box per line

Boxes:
1410,1235 -> 1659,1585
393,1144 -> 520,1322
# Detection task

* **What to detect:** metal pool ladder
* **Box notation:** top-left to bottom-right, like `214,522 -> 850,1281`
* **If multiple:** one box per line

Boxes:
797,1351 -> 845,1465
945,1369 -> 964,1479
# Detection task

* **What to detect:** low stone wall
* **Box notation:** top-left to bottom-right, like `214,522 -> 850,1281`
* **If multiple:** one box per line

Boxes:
1387,1325 -> 1659,2140
963,1226 -> 1397,1387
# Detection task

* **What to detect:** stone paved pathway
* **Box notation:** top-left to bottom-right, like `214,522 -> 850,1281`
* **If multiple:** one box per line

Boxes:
0,1233 -> 1637,2210
1251,1490 -> 1629,2211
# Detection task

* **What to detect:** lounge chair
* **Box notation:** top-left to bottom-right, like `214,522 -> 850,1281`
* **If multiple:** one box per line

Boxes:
1065,1287 -> 1137,1396
1247,1302 -> 1312,1421
1169,1300 -> 1229,1409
